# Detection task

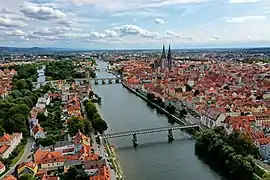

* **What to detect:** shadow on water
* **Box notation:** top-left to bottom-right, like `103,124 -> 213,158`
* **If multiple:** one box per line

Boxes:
114,137 -> 194,150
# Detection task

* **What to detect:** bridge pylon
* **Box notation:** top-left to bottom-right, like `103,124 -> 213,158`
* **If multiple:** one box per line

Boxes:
132,133 -> 139,148
168,129 -> 175,142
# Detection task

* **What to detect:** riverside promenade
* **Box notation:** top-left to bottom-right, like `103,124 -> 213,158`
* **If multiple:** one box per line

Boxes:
121,81 -> 202,132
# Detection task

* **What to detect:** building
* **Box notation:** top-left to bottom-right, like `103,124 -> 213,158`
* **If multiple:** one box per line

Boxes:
0,161 -> 6,174
54,141 -> 75,155
0,133 -> 23,159
200,108 -> 226,129
259,144 -> 270,161
3,175 -> 17,180
17,162 -> 38,177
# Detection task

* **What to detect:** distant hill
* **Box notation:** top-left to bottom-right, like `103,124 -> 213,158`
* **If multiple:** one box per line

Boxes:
0,47 -> 71,53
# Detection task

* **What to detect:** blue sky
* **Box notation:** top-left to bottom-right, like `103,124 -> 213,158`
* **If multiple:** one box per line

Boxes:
0,0 -> 269,49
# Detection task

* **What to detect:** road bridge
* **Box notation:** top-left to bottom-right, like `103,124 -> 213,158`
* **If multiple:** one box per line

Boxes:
100,124 -> 199,147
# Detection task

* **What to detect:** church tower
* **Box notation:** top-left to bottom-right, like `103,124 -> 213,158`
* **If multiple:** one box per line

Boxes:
160,44 -> 166,69
167,44 -> 172,70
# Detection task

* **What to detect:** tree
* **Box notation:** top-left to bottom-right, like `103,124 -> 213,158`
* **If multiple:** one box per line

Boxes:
67,117 -> 85,136
15,79 -> 28,90
85,101 -> 98,120
18,174 -> 37,180
8,104 -> 30,117
92,117 -> 108,134
37,113 -> 47,122
63,167 -> 88,180
166,104 -> 176,114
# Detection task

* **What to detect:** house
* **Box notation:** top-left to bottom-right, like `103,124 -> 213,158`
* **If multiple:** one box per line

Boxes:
34,148 -> 65,170
0,161 -> 6,174
54,141 -> 75,155
89,166 -> 110,180
200,107 -> 226,129
254,111 -> 270,126
0,133 -> 23,159
259,144 -> 270,161
41,174 -> 60,180
17,162 -> 38,177
3,175 -> 17,180
31,124 -> 46,139
83,159 -> 107,176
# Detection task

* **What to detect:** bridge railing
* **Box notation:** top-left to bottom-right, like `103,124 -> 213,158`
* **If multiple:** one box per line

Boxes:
101,124 -> 199,138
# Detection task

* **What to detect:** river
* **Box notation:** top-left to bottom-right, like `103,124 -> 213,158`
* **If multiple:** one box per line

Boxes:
92,61 -> 223,180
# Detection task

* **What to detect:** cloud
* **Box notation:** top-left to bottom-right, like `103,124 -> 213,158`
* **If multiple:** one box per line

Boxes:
4,29 -> 27,37
20,3 -> 66,20
0,17 -> 27,27
229,0 -> 260,3
154,18 -> 164,24
89,31 -> 106,38
226,16 -> 266,23
212,35 -> 220,40
71,0 -> 210,12
113,24 -> 159,38
104,30 -> 118,37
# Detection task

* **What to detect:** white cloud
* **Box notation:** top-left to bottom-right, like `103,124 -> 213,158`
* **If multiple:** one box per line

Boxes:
154,18 -> 164,24
113,24 -> 159,38
212,35 -> 220,40
20,3 -> 66,20
229,0 -> 260,3
0,17 -> 27,27
226,16 -> 266,23
89,31 -> 106,38
71,0 -> 209,12
10,29 -> 27,36
104,30 -> 118,37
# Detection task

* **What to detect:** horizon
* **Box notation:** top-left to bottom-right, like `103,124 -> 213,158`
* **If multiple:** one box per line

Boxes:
0,0 -> 270,49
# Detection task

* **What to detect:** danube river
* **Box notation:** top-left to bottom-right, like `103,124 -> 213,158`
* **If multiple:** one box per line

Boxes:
92,61 -> 223,180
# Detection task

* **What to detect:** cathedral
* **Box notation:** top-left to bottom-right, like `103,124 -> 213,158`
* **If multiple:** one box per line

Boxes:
155,45 -> 173,70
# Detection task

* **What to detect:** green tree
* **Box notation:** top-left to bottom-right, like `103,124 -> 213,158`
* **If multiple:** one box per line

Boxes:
68,117 -> 85,136
18,174 -> 37,180
92,117 -> 108,134
8,104 -> 30,117
37,113 -> 47,122
15,79 -> 27,90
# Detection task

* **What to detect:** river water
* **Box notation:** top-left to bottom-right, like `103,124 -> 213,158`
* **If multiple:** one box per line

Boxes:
92,61 -> 222,180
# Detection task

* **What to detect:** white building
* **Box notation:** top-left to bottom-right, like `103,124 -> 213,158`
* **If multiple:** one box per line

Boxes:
0,133 -> 23,159
200,108 -> 226,129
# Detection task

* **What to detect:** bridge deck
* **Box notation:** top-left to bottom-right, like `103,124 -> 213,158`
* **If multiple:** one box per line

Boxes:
101,124 -> 199,139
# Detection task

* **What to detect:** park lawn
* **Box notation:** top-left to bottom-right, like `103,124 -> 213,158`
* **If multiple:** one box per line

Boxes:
10,147 -> 25,167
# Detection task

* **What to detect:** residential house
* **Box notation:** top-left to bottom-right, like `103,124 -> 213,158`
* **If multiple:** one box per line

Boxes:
89,166 -> 110,180
34,149 -> 65,170
0,133 -> 23,159
200,108 -> 226,129
3,175 -> 17,180
83,159 -> 107,176
254,111 -> 270,126
259,144 -> 270,161
0,161 -> 5,174
17,162 -> 38,177
31,124 -> 46,140
41,174 -> 60,180
54,141 -> 75,155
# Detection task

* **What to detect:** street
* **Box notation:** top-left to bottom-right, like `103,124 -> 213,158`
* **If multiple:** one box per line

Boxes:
1,138 -> 34,178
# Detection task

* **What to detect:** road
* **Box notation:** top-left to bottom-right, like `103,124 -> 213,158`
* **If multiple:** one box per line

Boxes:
90,133 -> 117,180
1,138 -> 34,178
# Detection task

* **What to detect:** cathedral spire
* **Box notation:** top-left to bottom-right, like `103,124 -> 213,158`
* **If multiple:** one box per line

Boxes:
167,44 -> 172,69
161,44 -> 166,59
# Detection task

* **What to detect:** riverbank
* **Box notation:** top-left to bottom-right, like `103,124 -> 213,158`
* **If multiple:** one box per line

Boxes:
103,139 -> 124,180
121,82 -> 201,135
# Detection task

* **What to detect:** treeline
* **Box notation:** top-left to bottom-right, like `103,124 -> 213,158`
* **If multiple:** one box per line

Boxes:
146,92 -> 187,116
45,60 -> 75,80
0,64 -> 46,136
83,100 -> 108,134
195,128 -> 260,180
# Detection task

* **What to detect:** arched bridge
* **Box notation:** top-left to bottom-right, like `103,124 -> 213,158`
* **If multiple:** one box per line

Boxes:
75,77 -> 121,85
101,124 -> 199,139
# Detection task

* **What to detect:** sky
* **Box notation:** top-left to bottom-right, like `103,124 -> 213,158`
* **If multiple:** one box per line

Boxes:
0,0 -> 270,49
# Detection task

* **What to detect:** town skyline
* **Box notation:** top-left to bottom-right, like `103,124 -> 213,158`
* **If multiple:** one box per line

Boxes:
0,0 -> 270,48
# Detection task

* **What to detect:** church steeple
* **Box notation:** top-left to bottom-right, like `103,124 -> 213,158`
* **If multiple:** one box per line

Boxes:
160,44 -> 166,69
167,44 -> 172,70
